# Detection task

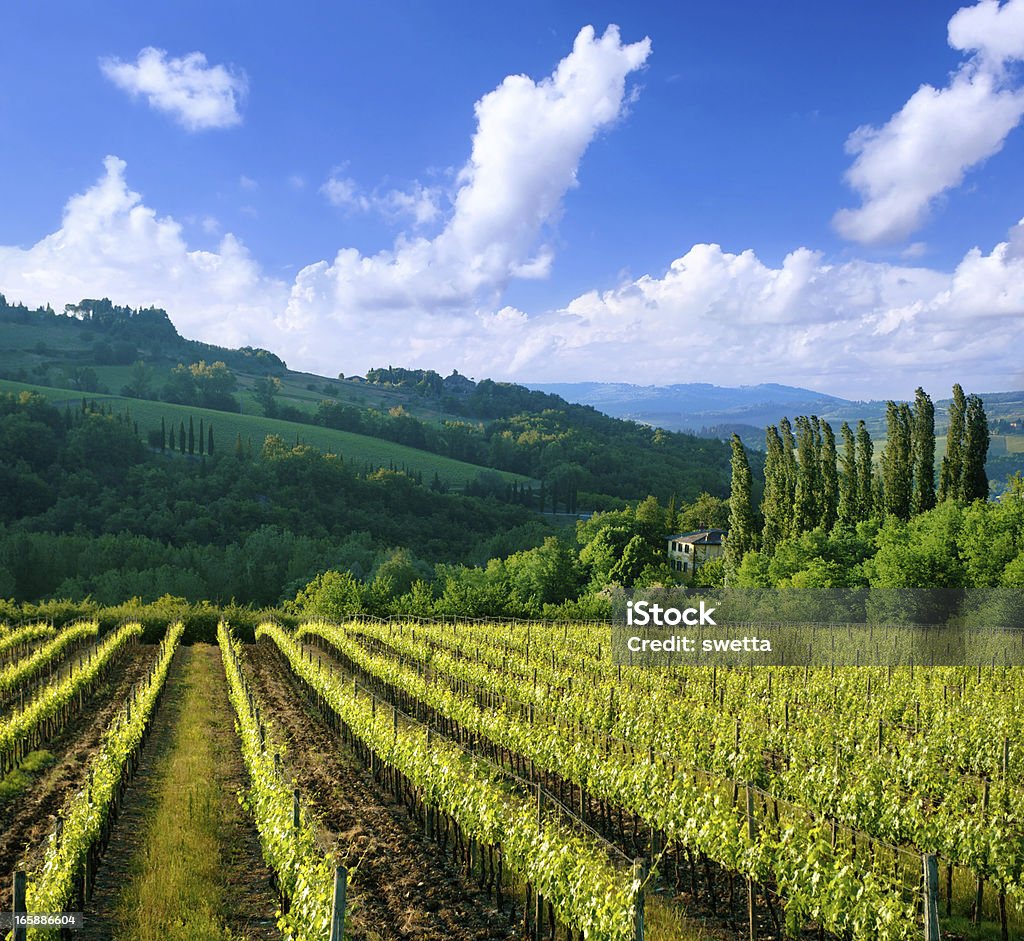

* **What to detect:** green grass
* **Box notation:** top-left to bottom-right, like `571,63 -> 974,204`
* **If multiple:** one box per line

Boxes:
113,646 -> 254,941
0,750 -> 56,806
645,893 -> 712,941
0,378 -> 530,488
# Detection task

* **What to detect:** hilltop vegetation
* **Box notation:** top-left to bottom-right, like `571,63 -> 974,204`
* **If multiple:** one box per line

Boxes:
0,295 -> 737,509
0,391 -> 545,606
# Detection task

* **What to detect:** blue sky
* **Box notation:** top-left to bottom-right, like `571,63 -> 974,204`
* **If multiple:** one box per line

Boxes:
2,0 -> 1024,398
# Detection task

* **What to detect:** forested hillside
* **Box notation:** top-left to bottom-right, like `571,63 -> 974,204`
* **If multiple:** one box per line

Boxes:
0,296 -> 738,508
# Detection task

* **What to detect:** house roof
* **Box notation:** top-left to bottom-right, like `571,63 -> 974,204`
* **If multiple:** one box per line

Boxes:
667,528 -> 726,546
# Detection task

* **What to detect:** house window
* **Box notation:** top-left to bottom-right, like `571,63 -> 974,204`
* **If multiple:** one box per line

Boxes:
684,544 -> 690,554
683,561 -> 689,572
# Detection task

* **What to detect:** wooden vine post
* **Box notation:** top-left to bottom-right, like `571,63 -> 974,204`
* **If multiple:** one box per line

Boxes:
923,853 -> 941,941
329,865 -> 347,941
974,778 -> 990,923
633,858 -> 647,941
535,784 -> 543,941
12,869 -> 27,941
746,785 -> 757,941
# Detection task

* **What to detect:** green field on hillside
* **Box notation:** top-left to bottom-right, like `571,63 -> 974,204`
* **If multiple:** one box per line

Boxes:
0,378 -> 530,489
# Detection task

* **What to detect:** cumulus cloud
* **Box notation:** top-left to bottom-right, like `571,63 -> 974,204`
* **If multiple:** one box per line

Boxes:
834,0 -> 1024,244
321,172 -> 443,227
272,220 -> 1024,398
100,47 -> 248,131
1,155 -> 1022,398
4,24 -> 1023,399
499,234 -> 1024,395
320,173 -> 364,210
948,0 -> 1024,64
0,156 -> 287,348
287,25 -> 652,343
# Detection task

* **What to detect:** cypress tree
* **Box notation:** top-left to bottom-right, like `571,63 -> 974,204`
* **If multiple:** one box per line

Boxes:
872,468 -> 885,515
188,416 -> 195,455
961,394 -> 989,501
779,417 -> 798,531
912,387 -> 936,514
665,495 -> 678,535
726,434 -> 756,569
761,425 -> 789,548
160,417 -> 166,452
838,421 -> 858,525
793,417 -> 819,534
856,421 -> 874,519
882,401 -> 913,520
208,424 -> 215,455
169,424 -> 176,451
235,432 -> 244,458
179,421 -> 186,454
939,383 -> 966,502
819,420 -> 839,531
198,418 -> 205,456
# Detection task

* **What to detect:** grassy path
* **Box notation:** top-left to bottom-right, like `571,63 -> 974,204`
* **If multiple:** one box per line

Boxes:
81,644 -> 279,941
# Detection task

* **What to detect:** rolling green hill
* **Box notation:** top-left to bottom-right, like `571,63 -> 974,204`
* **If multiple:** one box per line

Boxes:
0,298 -> 739,508
0,378 -> 528,490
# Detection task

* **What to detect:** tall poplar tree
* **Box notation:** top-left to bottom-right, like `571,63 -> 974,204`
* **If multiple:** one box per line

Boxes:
187,416 -> 195,455
726,434 -> 756,569
761,425 -> 790,547
961,393 -> 989,501
160,416 -> 166,452
912,387 -> 936,514
198,418 -> 205,456
179,421 -> 186,454
882,401 -> 913,520
779,417 -> 797,514
819,420 -> 839,531
939,383 -> 966,502
838,421 -> 858,525
208,424 -> 215,456
856,421 -> 874,519
793,417 -> 819,534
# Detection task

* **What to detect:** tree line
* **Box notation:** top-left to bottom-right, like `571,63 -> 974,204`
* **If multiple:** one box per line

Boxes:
728,385 -> 989,567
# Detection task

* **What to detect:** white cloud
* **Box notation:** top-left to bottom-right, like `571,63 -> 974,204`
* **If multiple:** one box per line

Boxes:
494,235 -> 1023,396
100,47 -> 248,131
320,173 -> 442,227
834,0 -> 1024,244
0,157 -> 287,348
287,174 -> 306,190
1,157 -> 1022,399
320,173 -> 367,210
3,25 -> 1023,400
948,0 -> 1024,64
239,175 -> 258,190
289,25 -> 651,348
378,184 -> 443,226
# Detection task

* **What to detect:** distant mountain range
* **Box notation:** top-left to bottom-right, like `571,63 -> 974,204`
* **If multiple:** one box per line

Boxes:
527,382 -> 1024,447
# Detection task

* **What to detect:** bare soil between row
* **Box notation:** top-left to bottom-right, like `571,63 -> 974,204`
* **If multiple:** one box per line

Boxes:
244,639 -> 521,941
0,644 -> 155,910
